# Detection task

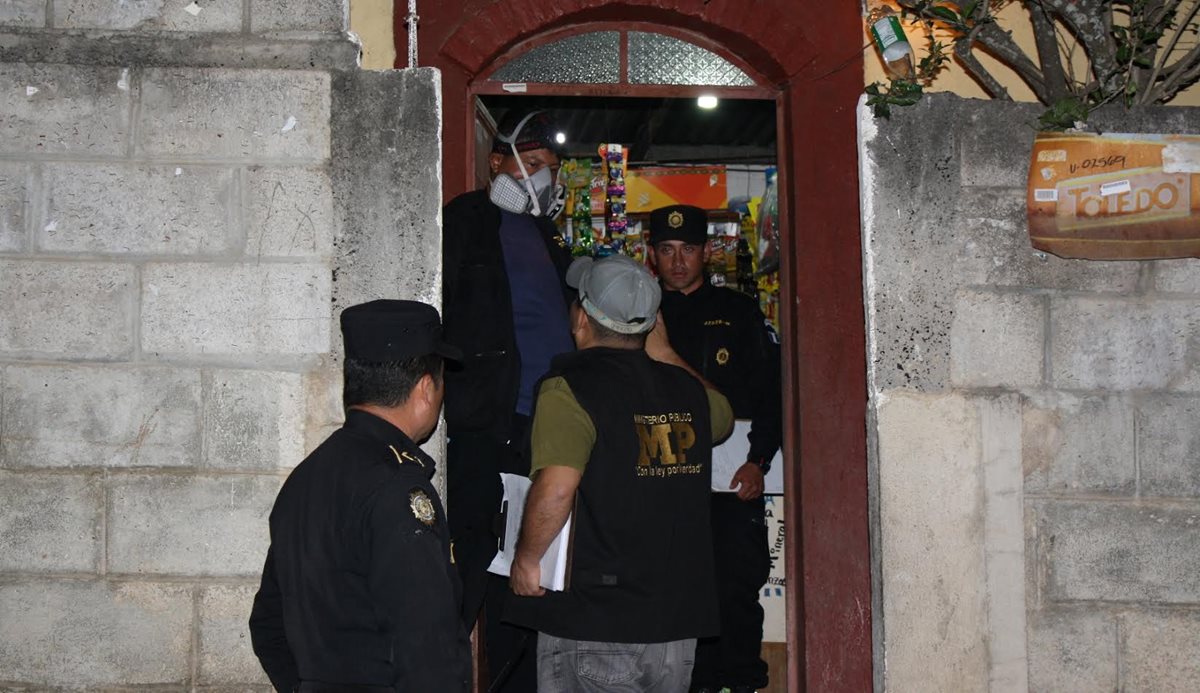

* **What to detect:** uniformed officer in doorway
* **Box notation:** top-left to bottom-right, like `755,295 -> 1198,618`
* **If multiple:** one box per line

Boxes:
647,205 -> 783,693
249,299 -> 471,693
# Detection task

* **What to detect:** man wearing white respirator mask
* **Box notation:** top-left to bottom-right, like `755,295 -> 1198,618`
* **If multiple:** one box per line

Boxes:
441,109 -> 573,693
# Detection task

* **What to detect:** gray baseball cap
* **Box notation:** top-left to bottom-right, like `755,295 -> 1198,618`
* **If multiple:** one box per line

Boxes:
566,255 -> 661,335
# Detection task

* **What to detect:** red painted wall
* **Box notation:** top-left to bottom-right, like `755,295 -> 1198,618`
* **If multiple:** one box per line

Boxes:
399,3 -> 871,690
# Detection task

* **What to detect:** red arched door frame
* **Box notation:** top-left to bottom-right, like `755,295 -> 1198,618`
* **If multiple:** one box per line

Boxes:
403,4 -> 871,691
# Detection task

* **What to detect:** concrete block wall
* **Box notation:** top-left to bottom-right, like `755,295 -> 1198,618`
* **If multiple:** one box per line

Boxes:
861,94 -> 1200,692
0,5 -> 444,688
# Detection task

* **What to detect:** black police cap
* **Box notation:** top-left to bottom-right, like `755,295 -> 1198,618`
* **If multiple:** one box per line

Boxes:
340,299 -> 462,363
647,204 -> 708,246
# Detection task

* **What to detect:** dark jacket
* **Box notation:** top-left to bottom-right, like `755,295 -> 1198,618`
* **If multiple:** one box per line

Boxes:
659,282 -> 782,464
505,348 -> 720,643
441,189 -> 574,436
248,410 -> 471,693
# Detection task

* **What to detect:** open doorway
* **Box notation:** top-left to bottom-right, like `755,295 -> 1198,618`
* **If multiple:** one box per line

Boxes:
415,3 -> 871,688
473,88 -> 790,693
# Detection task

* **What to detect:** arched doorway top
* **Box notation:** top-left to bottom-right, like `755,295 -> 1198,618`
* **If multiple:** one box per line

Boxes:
438,1 -> 821,85
484,27 -> 757,88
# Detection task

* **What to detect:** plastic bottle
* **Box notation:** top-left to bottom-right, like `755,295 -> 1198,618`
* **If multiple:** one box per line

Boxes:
869,7 -> 916,80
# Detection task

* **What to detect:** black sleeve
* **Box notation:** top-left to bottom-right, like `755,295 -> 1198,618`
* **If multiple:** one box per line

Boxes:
743,301 -> 783,463
248,546 -> 300,693
442,203 -> 464,313
367,481 -> 471,692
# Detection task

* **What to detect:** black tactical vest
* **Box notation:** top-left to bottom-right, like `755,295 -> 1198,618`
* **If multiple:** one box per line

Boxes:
505,347 -> 720,643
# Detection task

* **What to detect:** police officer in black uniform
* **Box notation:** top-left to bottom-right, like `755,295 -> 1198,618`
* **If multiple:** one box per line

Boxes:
647,205 -> 783,693
249,300 -> 471,693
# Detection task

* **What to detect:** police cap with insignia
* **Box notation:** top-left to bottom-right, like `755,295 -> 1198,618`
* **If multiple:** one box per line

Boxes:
340,299 -> 462,362
647,204 -> 708,246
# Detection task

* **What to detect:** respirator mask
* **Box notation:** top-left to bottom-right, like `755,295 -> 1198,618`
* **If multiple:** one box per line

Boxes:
489,111 -> 565,218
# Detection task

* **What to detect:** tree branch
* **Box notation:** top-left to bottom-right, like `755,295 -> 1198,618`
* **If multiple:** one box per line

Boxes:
953,25 -> 1016,98
1143,0 -> 1200,102
1028,1 -> 1073,100
1152,37 -> 1200,99
970,20 -> 1051,100
1037,0 -> 1123,94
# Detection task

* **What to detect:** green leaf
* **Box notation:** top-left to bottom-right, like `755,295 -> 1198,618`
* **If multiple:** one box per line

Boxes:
1038,97 -> 1090,131
962,0 -> 979,19
930,5 -> 961,23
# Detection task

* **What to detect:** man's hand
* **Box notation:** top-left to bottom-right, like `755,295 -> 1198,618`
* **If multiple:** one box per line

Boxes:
510,555 -> 545,597
730,462 -> 765,500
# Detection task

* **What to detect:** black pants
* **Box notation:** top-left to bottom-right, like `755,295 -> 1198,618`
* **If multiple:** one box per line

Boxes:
690,494 -> 771,691
446,418 -> 537,693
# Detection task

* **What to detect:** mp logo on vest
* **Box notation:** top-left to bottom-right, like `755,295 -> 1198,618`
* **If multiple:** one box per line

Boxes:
632,412 -> 703,478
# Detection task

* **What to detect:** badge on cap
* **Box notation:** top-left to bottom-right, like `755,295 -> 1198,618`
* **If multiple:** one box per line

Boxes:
716,347 -> 730,365
410,489 -> 436,526
668,211 -> 684,228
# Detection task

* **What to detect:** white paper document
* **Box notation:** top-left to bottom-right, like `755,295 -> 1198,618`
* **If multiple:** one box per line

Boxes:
712,420 -> 784,494
486,472 -> 573,591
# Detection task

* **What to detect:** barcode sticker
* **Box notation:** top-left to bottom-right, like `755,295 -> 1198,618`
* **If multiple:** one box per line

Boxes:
1100,180 -> 1132,196
1034,189 -> 1058,202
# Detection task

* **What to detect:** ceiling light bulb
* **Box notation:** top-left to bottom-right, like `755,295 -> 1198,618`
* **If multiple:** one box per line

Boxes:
555,131 -> 567,144
697,95 -> 719,110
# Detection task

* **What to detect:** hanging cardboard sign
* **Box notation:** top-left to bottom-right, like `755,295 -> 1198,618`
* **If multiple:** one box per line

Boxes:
625,166 -> 728,213
1027,132 -> 1200,260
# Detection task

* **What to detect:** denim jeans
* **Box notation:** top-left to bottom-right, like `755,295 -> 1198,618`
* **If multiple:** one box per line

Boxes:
536,633 -> 697,692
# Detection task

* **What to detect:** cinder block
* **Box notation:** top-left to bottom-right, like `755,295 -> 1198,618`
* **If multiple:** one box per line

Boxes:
53,0 -> 242,31
0,580 -> 191,685
142,262 -> 332,357
1,365 -> 201,469
108,474 -> 280,576
950,289 -> 1045,388
0,0 -> 45,26
951,189 -> 1141,292
1122,609 -> 1200,692
1155,259 -> 1200,294
1039,501 -> 1200,603
1051,297 -> 1200,391
199,584 -> 272,685
1026,608 -> 1117,693
0,161 -> 27,252
303,359 -> 344,455
0,260 -> 134,359
250,0 -> 345,32
40,163 -> 235,256
245,166 -> 334,258
138,69 -> 330,161
331,69 -> 443,313
1137,395 -> 1200,498
959,100 -> 1039,188
0,63 -> 130,156
204,369 -> 306,471
0,471 -> 101,572
876,391 -> 989,692
1023,393 -> 1135,494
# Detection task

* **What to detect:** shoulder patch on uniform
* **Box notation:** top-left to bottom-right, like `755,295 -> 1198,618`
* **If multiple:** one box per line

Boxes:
409,489 -> 436,526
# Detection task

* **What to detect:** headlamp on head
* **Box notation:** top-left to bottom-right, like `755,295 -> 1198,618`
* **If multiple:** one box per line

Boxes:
489,110 -> 565,219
